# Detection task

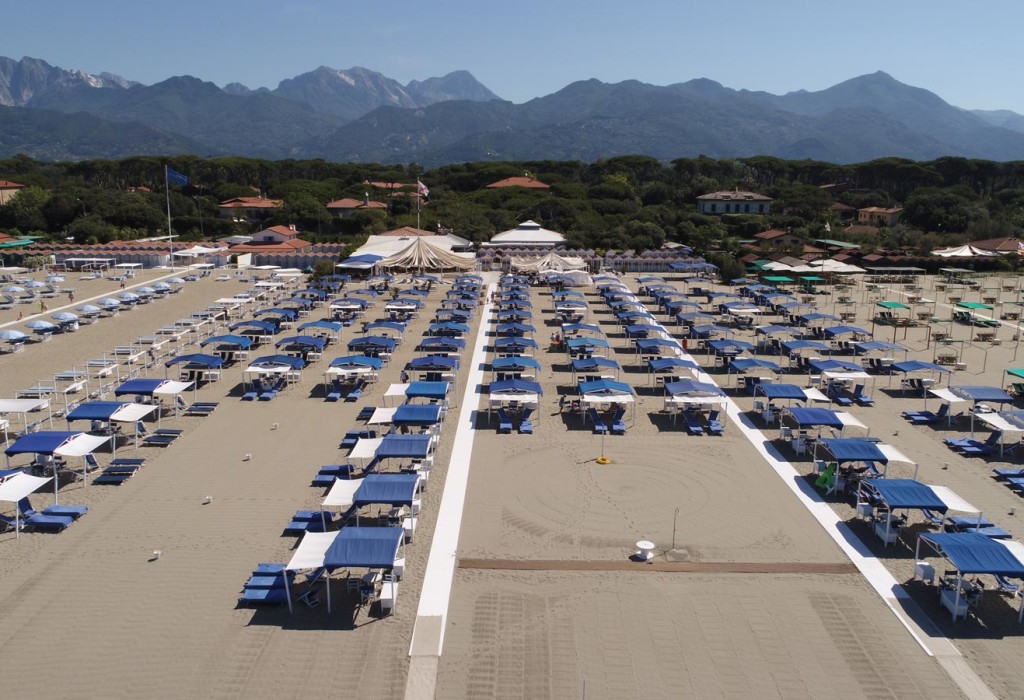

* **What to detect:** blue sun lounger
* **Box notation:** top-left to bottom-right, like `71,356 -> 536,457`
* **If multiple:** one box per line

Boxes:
587,408 -> 609,434
356,406 -> 375,421
497,408 -> 513,434
185,401 -> 219,415
706,410 -> 724,436
326,380 -> 344,402
341,430 -> 376,449
519,407 -> 534,434
259,378 -> 286,401
43,504 -> 88,520
610,408 -> 626,435
683,410 -> 704,436
238,587 -> 289,606
345,380 -> 365,402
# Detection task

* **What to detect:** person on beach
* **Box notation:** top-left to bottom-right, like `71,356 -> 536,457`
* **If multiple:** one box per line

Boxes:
120,280 -> 126,290
39,300 -> 47,312
68,290 -> 74,302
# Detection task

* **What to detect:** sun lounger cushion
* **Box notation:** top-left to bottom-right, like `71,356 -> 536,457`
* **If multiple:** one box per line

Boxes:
93,473 -> 132,485
110,458 -> 146,467
43,505 -> 87,519
142,435 -> 177,446
25,512 -> 74,531
238,587 -> 289,606
242,391 -> 258,401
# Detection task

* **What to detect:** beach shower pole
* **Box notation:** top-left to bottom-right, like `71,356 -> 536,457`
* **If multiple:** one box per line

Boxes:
672,506 -> 680,550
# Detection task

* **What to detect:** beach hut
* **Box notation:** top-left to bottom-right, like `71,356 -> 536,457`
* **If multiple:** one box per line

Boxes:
4,431 -> 110,501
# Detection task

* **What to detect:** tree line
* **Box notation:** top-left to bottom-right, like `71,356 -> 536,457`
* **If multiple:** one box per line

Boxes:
1,153 -> 1022,257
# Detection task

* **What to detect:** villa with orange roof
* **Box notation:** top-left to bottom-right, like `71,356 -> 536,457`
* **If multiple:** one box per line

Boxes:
485,176 -> 550,190
0,180 -> 26,206
326,197 -> 388,218
217,196 -> 283,222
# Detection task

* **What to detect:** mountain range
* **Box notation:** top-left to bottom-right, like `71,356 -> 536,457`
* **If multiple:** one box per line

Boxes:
2,56 -> 1024,165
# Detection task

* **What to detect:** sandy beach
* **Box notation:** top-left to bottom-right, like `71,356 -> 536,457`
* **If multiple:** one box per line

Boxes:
1,265 -> 1023,698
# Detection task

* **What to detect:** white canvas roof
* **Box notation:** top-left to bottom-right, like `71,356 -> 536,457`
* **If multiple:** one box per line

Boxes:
325,366 -> 375,379
823,370 -> 871,381
0,398 -> 49,414
286,531 -> 339,571
665,395 -> 725,406
153,380 -> 194,396
975,412 -> 1024,433
350,437 -> 384,460
835,412 -> 867,431
367,407 -> 398,424
928,388 -> 967,403
804,387 -> 831,403
932,244 -> 998,257
111,403 -> 160,423
0,473 -> 52,502
486,220 -> 567,246
488,394 -> 539,407
511,251 -> 587,271
354,233 -> 467,259
322,478 -> 363,508
928,485 -> 979,515
54,433 -> 110,457
376,237 -> 475,270
876,443 -> 915,466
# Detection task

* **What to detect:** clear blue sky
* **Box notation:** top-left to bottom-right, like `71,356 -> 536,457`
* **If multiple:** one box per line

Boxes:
6,0 -> 1024,112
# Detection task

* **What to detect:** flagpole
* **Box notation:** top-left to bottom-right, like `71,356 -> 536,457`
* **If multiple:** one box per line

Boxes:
164,165 -> 175,271
416,190 -> 421,231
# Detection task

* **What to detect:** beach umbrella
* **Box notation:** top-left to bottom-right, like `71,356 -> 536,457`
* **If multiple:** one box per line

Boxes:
152,282 -> 172,290
5,285 -> 25,294
75,304 -> 101,315
168,277 -> 186,284
98,298 -> 121,307
0,330 -> 27,341
25,320 -> 58,332
25,280 -> 47,289
52,312 -> 78,322
136,286 -> 156,296
46,275 -> 65,283
118,292 -> 140,301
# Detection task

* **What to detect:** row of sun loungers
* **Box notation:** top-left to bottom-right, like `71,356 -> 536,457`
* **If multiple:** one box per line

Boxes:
496,407 -> 533,434
326,379 -> 365,402
0,497 -> 89,533
943,431 -> 1002,457
93,458 -> 146,485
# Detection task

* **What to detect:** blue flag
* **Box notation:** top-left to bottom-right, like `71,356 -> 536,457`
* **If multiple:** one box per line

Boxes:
166,166 -> 189,186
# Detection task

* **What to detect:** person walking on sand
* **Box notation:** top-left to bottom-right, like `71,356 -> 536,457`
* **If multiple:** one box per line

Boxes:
120,280 -> 126,290
68,290 -> 74,303
39,300 -> 47,313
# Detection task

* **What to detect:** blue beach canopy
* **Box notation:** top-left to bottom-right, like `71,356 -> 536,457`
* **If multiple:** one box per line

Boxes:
918,532 -> 1024,577
420,337 -> 466,350
493,356 -> 541,371
891,360 -> 951,374
817,438 -> 887,463
784,407 -> 843,428
491,378 -> 543,396
393,404 -> 443,426
664,380 -> 725,397
5,431 -> 79,456
571,357 -> 621,373
648,357 -> 699,372
248,355 -> 305,369
409,356 -> 459,371
329,355 -> 383,369
323,526 -> 403,570
376,434 -> 433,459
165,353 -> 225,368
65,402 -> 131,422
861,479 -> 946,511
353,473 -> 420,507
755,383 -> 807,400
949,385 -> 1015,404
200,334 -> 253,349
578,379 -> 633,396
405,381 -> 451,399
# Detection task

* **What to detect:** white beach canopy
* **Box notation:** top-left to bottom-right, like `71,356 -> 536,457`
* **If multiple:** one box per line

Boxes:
376,237 -> 475,270
0,472 -> 53,538
510,251 -> 587,272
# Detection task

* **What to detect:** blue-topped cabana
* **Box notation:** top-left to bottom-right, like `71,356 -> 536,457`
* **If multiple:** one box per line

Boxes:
571,356 -> 621,382
409,355 -> 460,375
428,322 -> 471,337
376,434 -> 434,461
493,336 -> 539,355
164,353 -> 225,385
393,404 -> 444,428
915,532 -> 1024,622
646,356 -> 699,386
5,430 -> 111,500
856,478 -> 947,547
363,321 -> 406,337
634,338 -> 682,361
324,355 -> 382,391
753,382 -> 807,403
347,335 -> 397,357
492,355 -> 541,380
561,322 -> 603,337
229,319 -> 279,338
579,378 -> 635,421
565,336 -> 609,358
419,336 -> 465,354
495,322 -> 535,337
324,526 -> 405,613
385,381 -> 451,407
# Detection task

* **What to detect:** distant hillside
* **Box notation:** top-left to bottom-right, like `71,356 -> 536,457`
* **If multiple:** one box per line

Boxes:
0,104 -> 202,160
4,55 -> 1024,165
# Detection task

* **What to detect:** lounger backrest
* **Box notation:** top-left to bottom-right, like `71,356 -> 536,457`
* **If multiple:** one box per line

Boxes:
853,384 -> 864,396
986,431 -> 1002,446
936,403 -> 949,417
